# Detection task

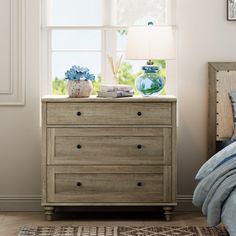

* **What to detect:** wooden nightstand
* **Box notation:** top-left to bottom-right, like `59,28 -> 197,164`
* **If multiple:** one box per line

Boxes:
41,96 -> 177,220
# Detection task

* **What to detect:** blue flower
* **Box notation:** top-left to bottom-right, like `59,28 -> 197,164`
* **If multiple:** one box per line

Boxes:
65,65 -> 95,81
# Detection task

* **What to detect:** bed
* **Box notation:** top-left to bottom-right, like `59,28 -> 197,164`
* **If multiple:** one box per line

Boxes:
208,62 -> 236,157
193,62 -> 236,236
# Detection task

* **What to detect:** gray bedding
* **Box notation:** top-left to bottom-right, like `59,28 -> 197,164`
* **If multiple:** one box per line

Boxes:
193,157 -> 236,235
222,189 -> 236,236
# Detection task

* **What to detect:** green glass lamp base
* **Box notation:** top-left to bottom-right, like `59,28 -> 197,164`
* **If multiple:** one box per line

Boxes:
135,65 -> 165,96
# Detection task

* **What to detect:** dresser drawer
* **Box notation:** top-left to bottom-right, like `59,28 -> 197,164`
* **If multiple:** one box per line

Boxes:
47,166 -> 172,203
46,102 -> 172,125
47,127 -> 172,165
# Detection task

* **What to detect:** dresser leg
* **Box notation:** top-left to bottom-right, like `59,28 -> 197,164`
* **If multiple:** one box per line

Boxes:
163,206 -> 174,221
44,206 -> 55,221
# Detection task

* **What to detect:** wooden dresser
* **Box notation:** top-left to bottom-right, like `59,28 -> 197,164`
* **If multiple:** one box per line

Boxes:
41,95 -> 177,220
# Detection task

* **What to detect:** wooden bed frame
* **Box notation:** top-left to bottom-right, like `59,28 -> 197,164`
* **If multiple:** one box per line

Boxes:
208,62 -> 236,158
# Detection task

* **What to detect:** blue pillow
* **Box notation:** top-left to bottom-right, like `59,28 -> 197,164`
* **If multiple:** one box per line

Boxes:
195,141 -> 236,180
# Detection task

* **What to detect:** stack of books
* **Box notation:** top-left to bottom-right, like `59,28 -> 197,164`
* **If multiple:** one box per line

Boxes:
97,84 -> 134,98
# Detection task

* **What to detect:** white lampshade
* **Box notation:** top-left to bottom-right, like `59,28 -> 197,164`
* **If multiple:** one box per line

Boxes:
125,26 -> 175,60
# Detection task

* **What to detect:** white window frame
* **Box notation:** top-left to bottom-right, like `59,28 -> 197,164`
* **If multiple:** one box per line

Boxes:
40,0 -> 175,96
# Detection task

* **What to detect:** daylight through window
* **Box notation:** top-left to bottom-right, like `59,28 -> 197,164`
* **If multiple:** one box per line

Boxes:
42,0 -> 170,95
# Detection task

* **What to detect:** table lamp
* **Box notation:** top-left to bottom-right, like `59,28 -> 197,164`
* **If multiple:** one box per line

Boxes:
125,23 -> 175,96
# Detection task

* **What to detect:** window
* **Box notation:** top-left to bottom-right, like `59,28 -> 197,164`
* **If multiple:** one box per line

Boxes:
41,0 -> 172,95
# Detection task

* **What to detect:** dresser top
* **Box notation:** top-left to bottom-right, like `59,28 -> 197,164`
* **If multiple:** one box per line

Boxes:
42,95 -> 177,103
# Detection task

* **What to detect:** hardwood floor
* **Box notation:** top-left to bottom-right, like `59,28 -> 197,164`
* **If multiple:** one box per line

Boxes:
0,211 -> 207,236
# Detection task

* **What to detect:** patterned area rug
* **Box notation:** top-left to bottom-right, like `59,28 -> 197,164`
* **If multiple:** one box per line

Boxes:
18,226 -> 229,236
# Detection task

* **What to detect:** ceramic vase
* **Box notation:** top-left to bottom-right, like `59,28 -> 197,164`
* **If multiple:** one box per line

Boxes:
67,80 -> 93,98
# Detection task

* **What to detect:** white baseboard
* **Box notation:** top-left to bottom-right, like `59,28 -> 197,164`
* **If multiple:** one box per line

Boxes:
0,195 -> 42,211
176,195 -> 199,212
0,194 -> 199,212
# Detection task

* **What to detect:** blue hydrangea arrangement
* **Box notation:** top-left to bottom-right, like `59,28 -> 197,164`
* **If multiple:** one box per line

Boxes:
65,65 -> 95,81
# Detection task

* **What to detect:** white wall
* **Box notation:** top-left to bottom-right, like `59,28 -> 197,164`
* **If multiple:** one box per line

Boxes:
0,0 -> 41,210
1,0 -> 236,210
176,0 -> 236,195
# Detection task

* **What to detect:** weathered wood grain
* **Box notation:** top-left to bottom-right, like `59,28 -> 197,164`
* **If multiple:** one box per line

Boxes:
47,127 -> 172,165
46,103 -> 172,125
47,166 -> 171,203
41,97 -> 177,220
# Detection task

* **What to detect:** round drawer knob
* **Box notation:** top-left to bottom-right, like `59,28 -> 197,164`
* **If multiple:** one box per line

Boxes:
77,144 -> 82,149
77,112 -> 82,116
76,182 -> 82,187
137,182 -> 142,187
137,144 -> 142,149
137,112 -> 142,116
